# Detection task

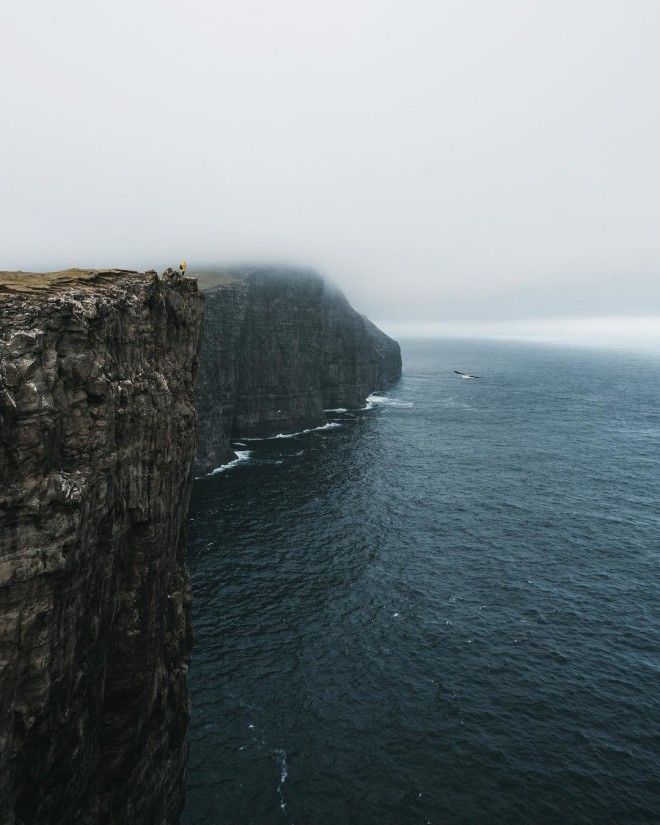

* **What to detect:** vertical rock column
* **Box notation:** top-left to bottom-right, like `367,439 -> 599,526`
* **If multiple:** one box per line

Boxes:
0,269 -> 203,824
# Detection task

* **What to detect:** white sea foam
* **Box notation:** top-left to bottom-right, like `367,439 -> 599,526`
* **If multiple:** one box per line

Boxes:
208,450 -> 251,475
273,422 -> 342,438
363,393 -> 414,410
245,422 -> 342,440
275,749 -> 289,810
324,407 -> 348,413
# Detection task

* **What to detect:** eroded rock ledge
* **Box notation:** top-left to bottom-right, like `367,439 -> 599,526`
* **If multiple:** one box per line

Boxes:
195,266 -> 402,473
0,269 -> 203,824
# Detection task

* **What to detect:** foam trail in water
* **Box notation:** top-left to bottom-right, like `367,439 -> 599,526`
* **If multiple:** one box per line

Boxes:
275,749 -> 288,810
244,422 -> 342,441
208,450 -> 251,475
324,407 -> 348,413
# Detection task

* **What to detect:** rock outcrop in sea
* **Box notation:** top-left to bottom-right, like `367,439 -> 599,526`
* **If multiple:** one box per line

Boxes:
195,265 -> 402,473
0,269 -> 202,824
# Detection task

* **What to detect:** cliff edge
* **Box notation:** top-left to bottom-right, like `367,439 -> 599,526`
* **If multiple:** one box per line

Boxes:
195,266 -> 401,473
0,269 -> 203,824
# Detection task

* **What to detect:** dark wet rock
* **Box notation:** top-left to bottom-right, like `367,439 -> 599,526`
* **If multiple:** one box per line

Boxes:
0,269 -> 203,825
195,266 -> 401,473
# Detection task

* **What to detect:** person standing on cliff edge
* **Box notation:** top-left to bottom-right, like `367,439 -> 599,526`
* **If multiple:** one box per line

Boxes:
180,260 -> 187,275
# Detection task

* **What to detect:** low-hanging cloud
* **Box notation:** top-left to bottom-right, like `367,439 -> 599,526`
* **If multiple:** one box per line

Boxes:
2,0 -> 659,328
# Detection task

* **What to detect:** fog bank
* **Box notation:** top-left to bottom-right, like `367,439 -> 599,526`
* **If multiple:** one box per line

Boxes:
3,1 -> 659,323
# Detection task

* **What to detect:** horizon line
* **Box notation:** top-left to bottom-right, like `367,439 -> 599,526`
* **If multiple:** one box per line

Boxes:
376,316 -> 660,350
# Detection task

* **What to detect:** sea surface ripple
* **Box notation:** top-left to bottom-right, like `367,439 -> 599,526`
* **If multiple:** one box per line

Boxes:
184,338 -> 660,825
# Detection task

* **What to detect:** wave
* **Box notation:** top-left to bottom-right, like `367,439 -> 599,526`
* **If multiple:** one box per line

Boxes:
363,393 -> 414,410
244,422 -> 342,441
208,450 -> 251,475
324,407 -> 348,413
275,749 -> 288,810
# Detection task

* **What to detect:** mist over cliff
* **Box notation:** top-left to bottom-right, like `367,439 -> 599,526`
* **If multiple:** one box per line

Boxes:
194,265 -> 401,474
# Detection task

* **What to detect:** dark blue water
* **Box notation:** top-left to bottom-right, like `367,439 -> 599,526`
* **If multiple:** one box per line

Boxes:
183,339 -> 660,825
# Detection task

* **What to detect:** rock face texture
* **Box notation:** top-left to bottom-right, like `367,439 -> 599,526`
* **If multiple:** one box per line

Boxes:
0,269 -> 202,824
195,266 -> 402,473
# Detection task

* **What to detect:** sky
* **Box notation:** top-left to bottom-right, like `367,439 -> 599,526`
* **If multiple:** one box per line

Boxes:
2,0 -> 659,337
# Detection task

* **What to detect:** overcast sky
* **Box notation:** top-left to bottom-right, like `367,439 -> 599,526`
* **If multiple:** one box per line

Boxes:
2,0 -> 659,329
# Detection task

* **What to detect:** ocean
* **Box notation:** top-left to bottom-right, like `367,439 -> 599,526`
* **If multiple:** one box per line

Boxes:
183,338 -> 659,825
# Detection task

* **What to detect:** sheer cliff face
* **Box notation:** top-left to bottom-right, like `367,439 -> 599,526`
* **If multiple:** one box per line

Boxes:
0,269 -> 202,825
195,267 -> 402,474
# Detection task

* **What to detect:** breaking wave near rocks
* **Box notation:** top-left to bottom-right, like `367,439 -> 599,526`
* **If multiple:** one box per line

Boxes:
362,393 -> 414,410
244,421 -> 343,440
207,450 -> 252,475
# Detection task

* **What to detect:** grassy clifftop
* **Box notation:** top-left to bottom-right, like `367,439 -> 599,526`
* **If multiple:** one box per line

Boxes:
0,269 -> 149,297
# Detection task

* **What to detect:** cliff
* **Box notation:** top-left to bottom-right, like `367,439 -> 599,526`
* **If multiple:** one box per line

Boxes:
195,266 -> 401,473
0,269 -> 203,824
0,263 -> 400,821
